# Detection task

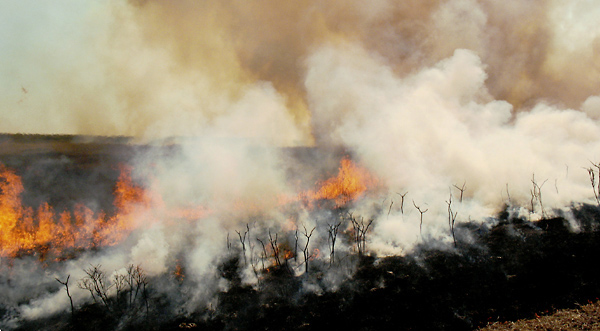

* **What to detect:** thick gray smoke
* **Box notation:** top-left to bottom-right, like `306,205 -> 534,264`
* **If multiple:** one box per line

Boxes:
1,0 -> 600,325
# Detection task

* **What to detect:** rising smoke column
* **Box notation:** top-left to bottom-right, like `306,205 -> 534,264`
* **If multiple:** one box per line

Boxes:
305,43 -> 600,253
121,0 -> 600,305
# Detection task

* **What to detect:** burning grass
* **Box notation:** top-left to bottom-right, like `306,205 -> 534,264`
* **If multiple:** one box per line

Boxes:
3,136 -> 600,330
0,163 -> 151,259
0,144 -> 378,261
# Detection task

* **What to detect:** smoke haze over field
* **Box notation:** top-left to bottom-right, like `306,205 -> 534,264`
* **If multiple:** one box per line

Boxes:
1,0 -> 599,140
2,0 -> 600,325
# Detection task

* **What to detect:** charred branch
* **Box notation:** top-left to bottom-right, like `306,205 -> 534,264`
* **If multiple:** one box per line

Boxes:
244,223 -> 260,280
328,220 -> 342,266
413,201 -> 428,238
453,181 -> 466,203
77,264 -> 148,317
268,230 -> 281,267
347,213 -> 374,256
294,227 -> 299,263
226,233 -> 231,252
586,162 -> 600,205
235,227 -> 249,266
301,224 -> 316,273
78,264 -> 113,312
113,273 -> 127,308
530,174 -> 548,219
124,264 -> 147,309
55,275 -> 74,319
256,238 -> 267,271
446,193 -> 458,247
397,191 -> 408,214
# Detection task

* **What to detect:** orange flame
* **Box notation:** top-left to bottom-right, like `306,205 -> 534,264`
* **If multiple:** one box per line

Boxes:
302,158 -> 378,207
310,248 -> 320,260
283,249 -> 295,260
0,163 -> 151,259
174,261 -> 185,282
0,157 -> 378,260
113,165 -> 150,214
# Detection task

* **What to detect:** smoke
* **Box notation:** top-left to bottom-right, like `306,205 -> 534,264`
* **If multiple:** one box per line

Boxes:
306,44 -> 600,253
2,0 -> 600,325
583,96 -> 600,121
2,0 -> 598,138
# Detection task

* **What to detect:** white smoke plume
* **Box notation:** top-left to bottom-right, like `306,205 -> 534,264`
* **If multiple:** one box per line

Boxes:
1,0 -> 600,326
306,44 -> 600,253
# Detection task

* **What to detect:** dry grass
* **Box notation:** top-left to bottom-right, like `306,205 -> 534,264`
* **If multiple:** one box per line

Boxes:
480,300 -> 600,330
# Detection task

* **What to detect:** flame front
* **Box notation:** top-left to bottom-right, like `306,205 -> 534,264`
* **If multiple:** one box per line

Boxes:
303,158 -> 378,207
0,157 -> 377,259
0,164 -> 150,259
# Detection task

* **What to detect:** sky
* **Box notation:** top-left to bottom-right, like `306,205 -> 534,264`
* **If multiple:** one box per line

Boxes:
0,0 -> 598,143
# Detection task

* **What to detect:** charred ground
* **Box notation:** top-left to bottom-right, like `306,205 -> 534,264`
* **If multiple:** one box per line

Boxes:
2,135 -> 600,330
8,205 -> 600,331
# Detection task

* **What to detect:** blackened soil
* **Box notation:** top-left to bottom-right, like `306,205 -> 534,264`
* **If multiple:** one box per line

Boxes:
13,206 -> 600,331
4,135 -> 600,330
207,212 -> 600,331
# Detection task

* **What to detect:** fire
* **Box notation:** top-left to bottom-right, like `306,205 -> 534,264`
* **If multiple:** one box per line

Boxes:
0,163 -> 151,259
302,158 -> 378,207
311,248 -> 320,260
0,157 -> 378,260
174,261 -> 185,282
113,165 -> 151,214
283,249 -> 295,260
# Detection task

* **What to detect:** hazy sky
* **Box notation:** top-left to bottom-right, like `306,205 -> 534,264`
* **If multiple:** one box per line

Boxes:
0,0 -> 598,141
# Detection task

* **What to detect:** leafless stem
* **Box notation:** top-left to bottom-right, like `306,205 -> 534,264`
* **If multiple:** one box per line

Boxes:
327,221 -> 342,266
256,238 -> 267,270
78,264 -> 113,312
235,227 -> 248,265
397,192 -> 408,214
446,193 -> 458,247
453,181 -> 466,203
268,230 -> 281,266
586,162 -> 600,205
301,225 -> 316,273
531,174 -> 548,218
413,200 -> 428,237
56,275 -> 74,318
348,213 -> 374,256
